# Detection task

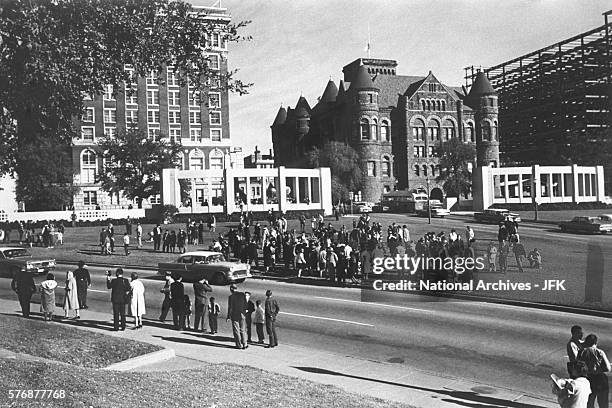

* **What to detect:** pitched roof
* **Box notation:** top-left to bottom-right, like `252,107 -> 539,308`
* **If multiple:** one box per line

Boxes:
272,106 -> 287,126
468,71 -> 496,98
350,64 -> 378,91
371,75 -> 424,107
319,79 -> 338,103
295,95 -> 311,112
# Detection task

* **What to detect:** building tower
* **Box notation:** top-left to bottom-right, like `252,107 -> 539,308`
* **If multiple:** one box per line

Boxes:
350,64 -> 381,202
270,105 -> 287,167
466,71 -> 500,167
294,96 -> 311,158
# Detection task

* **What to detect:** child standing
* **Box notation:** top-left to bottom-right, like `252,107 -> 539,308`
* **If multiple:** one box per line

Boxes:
184,294 -> 192,329
254,299 -> 265,344
208,297 -> 220,334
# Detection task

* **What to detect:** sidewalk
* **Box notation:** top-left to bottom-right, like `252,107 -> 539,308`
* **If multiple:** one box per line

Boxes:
0,298 -> 557,408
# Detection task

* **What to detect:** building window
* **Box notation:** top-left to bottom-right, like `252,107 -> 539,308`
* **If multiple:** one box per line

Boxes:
209,111 -> 221,125
125,89 -> 137,105
81,150 -> 97,184
103,84 -> 114,101
414,165 -> 420,177
210,33 -> 221,48
492,121 -> 498,141
147,90 -> 159,105
443,120 -> 455,140
168,111 -> 180,125
414,146 -> 425,157
381,121 -> 390,142
146,71 -> 158,86
169,128 -> 181,144
208,54 -> 220,70
210,149 -> 224,169
370,118 -> 378,141
422,165 -> 428,177
126,109 -> 138,124
104,108 -> 116,124
441,100 -> 446,111
381,156 -> 391,177
428,120 -> 440,141
82,107 -> 95,123
366,161 -> 376,176
431,165 -> 436,177
189,149 -> 205,170
168,90 -> 180,106
211,129 -> 222,141
412,119 -> 425,141
83,191 -> 97,206
189,111 -> 201,125
104,127 -> 116,138
428,146 -> 434,157
167,70 -> 179,87
464,123 -> 474,142
81,127 -> 95,141
190,128 -> 202,142
125,67 -> 137,85
421,100 -> 426,110
208,92 -> 221,108
147,110 -> 160,124
360,118 -> 370,140
188,89 -> 200,107
482,121 -> 491,141
148,127 -> 160,141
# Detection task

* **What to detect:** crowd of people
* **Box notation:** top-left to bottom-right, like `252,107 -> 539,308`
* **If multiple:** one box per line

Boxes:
0,220 -> 65,248
555,325 -> 611,408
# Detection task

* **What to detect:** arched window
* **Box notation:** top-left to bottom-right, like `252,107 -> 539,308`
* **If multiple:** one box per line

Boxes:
426,100 -> 431,111
81,149 -> 97,183
370,118 -> 378,141
441,100 -> 446,111
492,120 -> 498,140
422,165 -> 428,177
381,156 -> 391,177
464,122 -> 475,142
412,118 -> 425,141
414,165 -> 420,177
436,100 -> 441,111
443,119 -> 455,140
481,121 -> 492,141
209,148 -> 224,169
421,100 -> 426,111
360,118 -> 370,140
431,165 -> 436,176
380,120 -> 390,142
428,119 -> 440,141
189,149 -> 205,170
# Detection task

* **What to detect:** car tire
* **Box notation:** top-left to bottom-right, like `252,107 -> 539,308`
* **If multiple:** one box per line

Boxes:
212,273 -> 226,286
234,278 -> 246,283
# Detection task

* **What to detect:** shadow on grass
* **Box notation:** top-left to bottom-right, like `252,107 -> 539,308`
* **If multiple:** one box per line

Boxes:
152,335 -> 236,349
0,311 -> 116,331
292,367 -> 548,408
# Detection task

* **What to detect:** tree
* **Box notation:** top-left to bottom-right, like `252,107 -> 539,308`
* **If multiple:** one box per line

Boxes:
0,0 -> 250,208
303,141 -> 365,203
96,128 -> 183,208
436,138 -> 476,201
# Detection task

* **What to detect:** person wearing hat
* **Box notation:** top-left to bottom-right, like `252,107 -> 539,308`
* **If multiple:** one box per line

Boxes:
159,272 -> 174,322
226,284 -> 248,349
264,289 -> 280,348
106,268 -> 131,331
170,274 -> 186,330
74,260 -> 91,309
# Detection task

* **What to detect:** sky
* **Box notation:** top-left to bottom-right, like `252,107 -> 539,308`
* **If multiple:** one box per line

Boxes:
192,0 -> 611,156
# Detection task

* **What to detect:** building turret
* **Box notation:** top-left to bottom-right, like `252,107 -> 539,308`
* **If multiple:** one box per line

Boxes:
467,71 -> 500,168
295,96 -> 311,137
271,105 -> 287,166
351,64 -> 383,203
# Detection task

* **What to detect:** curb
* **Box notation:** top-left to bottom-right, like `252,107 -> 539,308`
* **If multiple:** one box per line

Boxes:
448,214 -> 558,226
102,348 -> 175,372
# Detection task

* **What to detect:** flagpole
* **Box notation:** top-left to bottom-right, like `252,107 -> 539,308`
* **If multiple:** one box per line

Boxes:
367,22 -> 371,58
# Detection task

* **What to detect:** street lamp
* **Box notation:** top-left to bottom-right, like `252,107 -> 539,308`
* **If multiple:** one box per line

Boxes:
426,176 -> 432,225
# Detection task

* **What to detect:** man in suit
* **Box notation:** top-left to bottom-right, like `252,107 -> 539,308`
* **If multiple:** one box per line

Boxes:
245,291 -> 256,343
11,269 -> 36,318
264,289 -> 280,348
153,224 -> 162,251
74,260 -> 91,309
106,268 -> 131,331
193,277 -> 212,332
226,284 -> 247,349
159,272 -> 174,322
170,274 -> 185,330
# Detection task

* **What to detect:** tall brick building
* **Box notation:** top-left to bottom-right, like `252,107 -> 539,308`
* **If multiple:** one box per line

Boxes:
71,6 -> 232,210
271,58 -> 500,203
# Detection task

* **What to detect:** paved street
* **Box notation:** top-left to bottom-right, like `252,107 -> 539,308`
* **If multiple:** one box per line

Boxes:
1,257 -> 611,405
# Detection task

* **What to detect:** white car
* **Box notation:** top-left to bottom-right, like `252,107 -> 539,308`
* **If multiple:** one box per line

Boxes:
353,202 -> 373,213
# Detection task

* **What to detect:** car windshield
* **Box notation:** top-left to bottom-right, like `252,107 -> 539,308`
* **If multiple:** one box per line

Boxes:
192,254 -> 224,264
2,249 -> 30,258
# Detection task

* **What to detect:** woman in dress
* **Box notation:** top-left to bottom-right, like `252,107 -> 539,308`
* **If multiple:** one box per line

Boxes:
129,272 -> 146,329
63,270 -> 80,319
39,273 -> 58,321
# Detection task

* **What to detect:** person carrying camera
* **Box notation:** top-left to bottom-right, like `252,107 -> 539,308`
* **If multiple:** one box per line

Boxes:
106,268 -> 131,331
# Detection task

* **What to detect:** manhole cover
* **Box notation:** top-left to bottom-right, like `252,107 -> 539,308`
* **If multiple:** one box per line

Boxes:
387,357 -> 405,364
471,386 -> 497,394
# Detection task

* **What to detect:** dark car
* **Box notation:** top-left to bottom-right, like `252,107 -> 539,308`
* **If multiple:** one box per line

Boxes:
559,216 -> 612,234
474,209 -> 521,224
158,251 -> 251,285
0,247 -> 56,278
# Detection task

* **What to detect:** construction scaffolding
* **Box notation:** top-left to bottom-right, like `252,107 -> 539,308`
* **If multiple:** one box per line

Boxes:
465,11 -> 612,192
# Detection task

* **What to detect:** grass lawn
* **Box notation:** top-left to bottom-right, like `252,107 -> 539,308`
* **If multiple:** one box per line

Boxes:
0,358 -> 414,408
0,314 -> 161,368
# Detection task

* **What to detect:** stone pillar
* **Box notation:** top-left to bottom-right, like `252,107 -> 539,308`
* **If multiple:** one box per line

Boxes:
596,165 -> 605,202
224,168 -> 235,215
278,167 -> 287,214
571,164 -> 579,204
319,167 -> 333,216
245,176 -> 251,210
532,165 -> 541,205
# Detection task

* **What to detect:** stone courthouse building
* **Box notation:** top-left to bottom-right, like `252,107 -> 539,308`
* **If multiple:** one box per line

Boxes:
271,58 -> 500,203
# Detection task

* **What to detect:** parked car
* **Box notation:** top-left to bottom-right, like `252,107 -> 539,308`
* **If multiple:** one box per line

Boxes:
352,202 -> 373,213
416,202 -> 450,218
598,214 -> 612,223
0,247 -> 56,278
157,251 -> 251,285
559,216 -> 612,234
372,203 -> 390,213
474,209 -> 521,224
